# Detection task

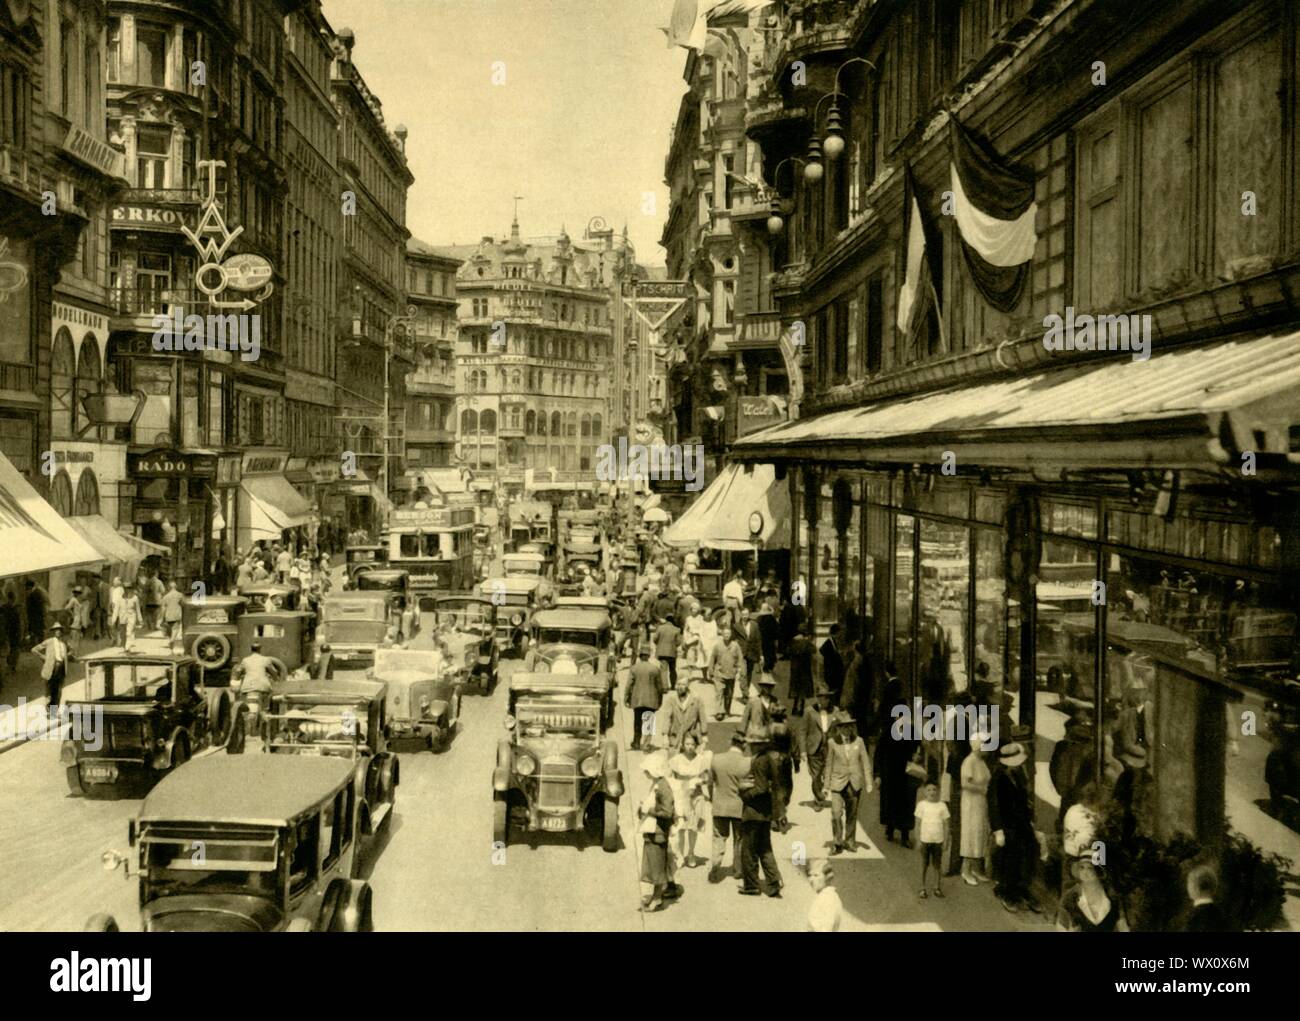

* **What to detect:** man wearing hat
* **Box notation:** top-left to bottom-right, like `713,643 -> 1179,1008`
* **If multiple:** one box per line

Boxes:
801,687 -> 836,811
755,602 -> 778,674
659,674 -> 708,753
625,646 -> 668,752
63,586 -> 84,654
31,622 -> 73,707
823,709 -> 873,854
709,731 -> 751,882
987,728 -> 1040,913
117,582 -> 144,649
737,671 -> 776,738
737,724 -> 783,897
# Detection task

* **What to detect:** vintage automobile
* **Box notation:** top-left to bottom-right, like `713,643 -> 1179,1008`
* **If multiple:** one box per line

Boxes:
346,544 -> 388,581
88,755 -> 376,931
433,595 -> 500,693
478,576 -> 549,657
493,672 -> 622,851
366,647 -> 467,752
181,595 -> 249,675
235,610 -> 323,678
237,583 -> 303,613
62,647 -> 240,797
502,551 -> 549,581
526,608 -> 616,726
557,541 -> 602,596
263,677 -> 398,832
315,592 -> 394,671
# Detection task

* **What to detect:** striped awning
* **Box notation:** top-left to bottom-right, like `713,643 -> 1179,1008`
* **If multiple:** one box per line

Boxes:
0,453 -> 103,578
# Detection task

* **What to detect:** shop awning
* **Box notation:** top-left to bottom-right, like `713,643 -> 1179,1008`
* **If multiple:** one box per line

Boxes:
0,452 -> 104,578
65,516 -> 165,566
241,475 -> 316,540
733,332 -> 1300,471
662,461 -> 791,551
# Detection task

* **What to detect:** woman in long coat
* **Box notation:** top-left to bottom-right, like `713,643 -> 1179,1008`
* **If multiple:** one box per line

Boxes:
874,666 -> 918,846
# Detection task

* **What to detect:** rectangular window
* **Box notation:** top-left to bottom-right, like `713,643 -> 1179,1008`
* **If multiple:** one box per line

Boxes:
865,272 -> 884,375
136,23 -> 168,88
832,295 -> 850,382
60,20 -> 74,116
106,18 -> 122,82
135,125 -> 170,189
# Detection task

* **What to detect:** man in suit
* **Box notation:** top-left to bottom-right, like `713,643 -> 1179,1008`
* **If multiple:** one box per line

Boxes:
819,623 -> 845,706
32,622 -> 73,708
625,647 -> 667,750
802,688 -> 835,811
787,624 -> 815,716
709,732 -> 751,882
736,608 -> 762,691
707,628 -> 745,721
988,739 -> 1040,913
756,603 -> 778,673
738,725 -> 783,897
824,710 -> 873,853
659,675 -> 707,752
653,615 -> 681,687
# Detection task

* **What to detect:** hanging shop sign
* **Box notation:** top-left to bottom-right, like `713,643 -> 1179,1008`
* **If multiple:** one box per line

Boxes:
130,449 -> 216,477
181,160 -> 275,312
241,450 -> 287,476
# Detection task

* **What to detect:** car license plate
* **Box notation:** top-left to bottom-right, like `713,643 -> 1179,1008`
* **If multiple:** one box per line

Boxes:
297,746 -> 322,756
540,816 -> 567,832
83,764 -> 117,782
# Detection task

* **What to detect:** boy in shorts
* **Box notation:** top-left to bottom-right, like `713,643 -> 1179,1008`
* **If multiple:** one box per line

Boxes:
914,780 -> 950,899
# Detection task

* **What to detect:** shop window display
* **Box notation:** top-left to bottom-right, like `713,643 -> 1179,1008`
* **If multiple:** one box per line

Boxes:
814,480 -> 838,629
919,519 -> 968,702
894,514 -> 915,692
973,529 -> 1006,692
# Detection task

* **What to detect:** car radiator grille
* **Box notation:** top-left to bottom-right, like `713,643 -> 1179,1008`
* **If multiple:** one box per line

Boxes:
537,762 -> 576,809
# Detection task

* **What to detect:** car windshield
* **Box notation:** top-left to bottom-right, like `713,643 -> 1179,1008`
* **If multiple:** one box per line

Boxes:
142,833 -> 279,899
536,628 -> 603,647
85,662 -> 175,701
504,560 -> 542,576
267,702 -> 368,749
436,602 -> 492,633
514,696 -> 600,737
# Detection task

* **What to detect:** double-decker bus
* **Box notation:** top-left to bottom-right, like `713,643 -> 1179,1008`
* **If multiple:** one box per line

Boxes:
386,503 -> 476,611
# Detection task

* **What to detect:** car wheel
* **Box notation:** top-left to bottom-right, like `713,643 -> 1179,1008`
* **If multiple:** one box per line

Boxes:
602,795 -> 620,852
84,914 -> 119,932
208,694 -> 231,746
191,633 -> 232,671
493,795 -> 510,847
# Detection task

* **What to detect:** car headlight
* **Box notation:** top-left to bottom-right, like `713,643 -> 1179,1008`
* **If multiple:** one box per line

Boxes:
580,754 -> 601,778
516,753 -> 536,776
578,661 -> 595,675
504,714 -> 516,730
511,612 -> 524,626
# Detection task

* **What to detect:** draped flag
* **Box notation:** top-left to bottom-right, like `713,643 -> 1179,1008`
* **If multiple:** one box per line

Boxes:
950,117 -> 1038,312
896,166 -> 943,337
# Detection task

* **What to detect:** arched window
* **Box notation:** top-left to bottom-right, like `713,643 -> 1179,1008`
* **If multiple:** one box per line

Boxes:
74,469 -> 100,516
51,329 -> 76,439
551,411 -> 561,437
525,410 -> 536,434
480,409 -> 496,435
537,413 -> 547,437
510,369 -> 521,388
77,335 -> 103,440
49,470 -> 74,516
592,413 -> 602,438
461,409 -> 478,434
566,412 -> 577,438
580,414 -> 591,438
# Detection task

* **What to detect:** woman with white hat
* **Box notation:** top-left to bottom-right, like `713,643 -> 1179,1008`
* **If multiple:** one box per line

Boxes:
637,752 -> 681,912
959,732 -> 994,885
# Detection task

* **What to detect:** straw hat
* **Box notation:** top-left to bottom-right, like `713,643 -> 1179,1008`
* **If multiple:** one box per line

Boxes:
998,742 -> 1028,768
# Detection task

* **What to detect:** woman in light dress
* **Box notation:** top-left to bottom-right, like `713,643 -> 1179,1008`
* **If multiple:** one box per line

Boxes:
959,734 -> 993,885
668,732 -> 712,868
680,603 -> 706,682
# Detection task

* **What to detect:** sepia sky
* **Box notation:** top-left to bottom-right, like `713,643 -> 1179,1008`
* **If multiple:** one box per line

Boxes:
321,0 -> 689,265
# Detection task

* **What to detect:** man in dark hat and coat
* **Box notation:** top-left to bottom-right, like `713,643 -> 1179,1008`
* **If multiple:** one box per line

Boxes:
988,732 -> 1040,913
737,724 -> 783,897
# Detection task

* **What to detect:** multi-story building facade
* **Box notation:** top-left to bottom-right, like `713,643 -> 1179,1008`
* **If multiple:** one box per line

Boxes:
102,0 -> 303,583
660,4 -> 788,487
329,26 -> 413,527
437,217 -> 621,500
1,0 -> 128,598
729,0 -> 1300,896
282,0 -> 340,511
403,238 -> 459,473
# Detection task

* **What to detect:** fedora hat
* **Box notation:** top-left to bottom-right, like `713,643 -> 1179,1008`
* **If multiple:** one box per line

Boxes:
1118,744 -> 1148,768
831,709 -> 854,727
49,621 -> 64,632
756,672 -> 777,687
998,741 -> 1028,767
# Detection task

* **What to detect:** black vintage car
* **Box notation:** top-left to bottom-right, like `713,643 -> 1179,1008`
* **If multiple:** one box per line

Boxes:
493,672 -> 622,852
61,647 -> 241,797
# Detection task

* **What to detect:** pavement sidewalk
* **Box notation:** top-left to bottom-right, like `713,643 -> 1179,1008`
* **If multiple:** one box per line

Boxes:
618,653 -> 1054,932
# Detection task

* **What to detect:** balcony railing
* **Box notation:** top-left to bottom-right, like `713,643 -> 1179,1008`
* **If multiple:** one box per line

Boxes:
113,287 -> 204,318
123,186 -> 201,205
